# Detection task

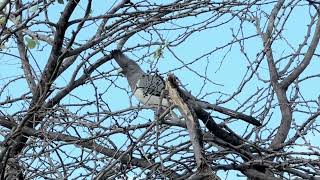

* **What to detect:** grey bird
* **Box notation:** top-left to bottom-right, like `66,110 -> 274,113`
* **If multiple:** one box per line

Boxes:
111,50 -> 261,126
111,49 -> 169,107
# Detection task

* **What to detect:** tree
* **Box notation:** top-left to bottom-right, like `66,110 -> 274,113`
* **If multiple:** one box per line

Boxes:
0,0 -> 319,179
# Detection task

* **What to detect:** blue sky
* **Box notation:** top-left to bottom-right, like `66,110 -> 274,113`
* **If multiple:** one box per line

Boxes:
0,0 -> 319,179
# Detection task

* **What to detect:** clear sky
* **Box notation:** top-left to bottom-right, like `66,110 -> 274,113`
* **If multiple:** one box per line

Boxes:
0,1 -> 319,179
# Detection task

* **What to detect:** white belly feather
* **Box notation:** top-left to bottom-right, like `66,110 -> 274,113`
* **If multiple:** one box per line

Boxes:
134,88 -> 170,107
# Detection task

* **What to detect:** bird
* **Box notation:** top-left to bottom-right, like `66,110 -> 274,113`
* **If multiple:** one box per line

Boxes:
111,50 -> 169,108
110,49 -> 262,126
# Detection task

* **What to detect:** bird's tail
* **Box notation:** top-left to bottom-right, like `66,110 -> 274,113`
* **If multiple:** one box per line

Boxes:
196,100 -> 262,126
212,105 -> 261,126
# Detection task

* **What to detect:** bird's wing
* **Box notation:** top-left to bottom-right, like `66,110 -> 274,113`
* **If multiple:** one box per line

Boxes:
136,74 -> 165,97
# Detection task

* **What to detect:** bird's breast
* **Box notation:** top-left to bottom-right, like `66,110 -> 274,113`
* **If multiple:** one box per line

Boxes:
134,88 -> 170,107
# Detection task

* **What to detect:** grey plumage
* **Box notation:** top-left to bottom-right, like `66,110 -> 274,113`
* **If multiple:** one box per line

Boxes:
138,73 -> 165,97
111,50 -> 169,107
111,50 -> 144,91
110,50 -> 261,126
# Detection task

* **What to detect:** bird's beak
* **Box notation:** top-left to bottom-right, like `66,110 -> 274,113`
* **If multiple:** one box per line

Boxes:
117,67 -> 124,74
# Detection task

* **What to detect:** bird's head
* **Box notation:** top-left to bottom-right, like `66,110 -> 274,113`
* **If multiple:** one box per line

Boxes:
111,50 -> 144,76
